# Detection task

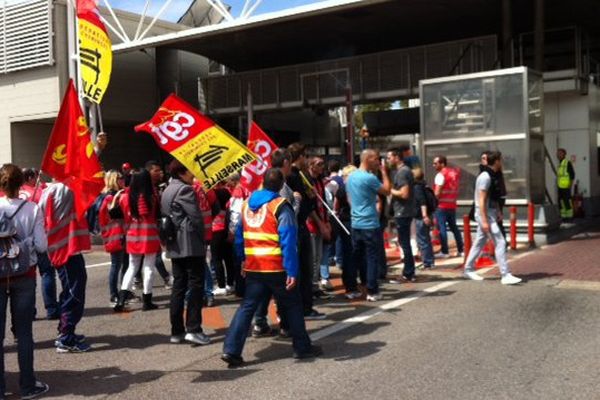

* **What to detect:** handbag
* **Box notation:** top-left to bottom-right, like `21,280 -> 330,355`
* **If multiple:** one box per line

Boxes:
158,186 -> 185,244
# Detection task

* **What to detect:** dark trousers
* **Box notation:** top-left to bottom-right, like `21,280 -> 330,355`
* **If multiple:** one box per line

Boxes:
224,272 -> 311,357
109,251 -> 124,299
435,209 -> 464,254
37,251 -> 59,318
0,276 -> 36,396
351,228 -> 380,295
396,217 -> 415,279
339,221 -> 356,292
57,254 -> 87,339
298,227 -> 313,313
211,230 -> 235,288
170,256 -> 205,335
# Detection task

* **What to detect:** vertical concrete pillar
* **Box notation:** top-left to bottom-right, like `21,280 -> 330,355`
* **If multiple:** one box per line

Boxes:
534,0 -> 545,72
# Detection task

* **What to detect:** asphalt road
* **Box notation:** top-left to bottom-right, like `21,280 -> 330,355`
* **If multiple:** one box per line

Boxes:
3,248 -> 600,400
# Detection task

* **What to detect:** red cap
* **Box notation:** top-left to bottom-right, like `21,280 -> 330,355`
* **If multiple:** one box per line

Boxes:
122,162 -> 132,171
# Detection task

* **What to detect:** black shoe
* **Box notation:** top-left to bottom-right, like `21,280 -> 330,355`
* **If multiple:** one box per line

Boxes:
401,275 -> 417,283
294,345 -> 323,359
312,290 -> 333,300
278,328 -> 291,339
304,309 -> 326,320
21,380 -> 49,399
251,324 -> 275,338
113,290 -> 128,312
221,353 -> 244,367
142,293 -> 158,311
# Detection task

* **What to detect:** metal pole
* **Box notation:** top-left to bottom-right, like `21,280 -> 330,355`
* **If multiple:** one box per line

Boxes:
345,84 -> 354,164
247,82 -> 253,137
534,0 -> 545,72
66,0 -> 77,83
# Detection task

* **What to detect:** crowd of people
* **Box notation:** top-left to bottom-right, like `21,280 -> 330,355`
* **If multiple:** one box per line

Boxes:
0,142 -> 525,398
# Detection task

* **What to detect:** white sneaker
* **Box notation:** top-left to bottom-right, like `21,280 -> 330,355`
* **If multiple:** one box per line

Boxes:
213,287 -> 228,296
225,285 -> 234,295
463,271 -> 484,281
185,332 -> 211,345
435,253 -> 450,259
320,279 -> 333,290
457,252 -> 465,258
344,291 -> 362,300
366,293 -> 383,302
501,274 -> 522,285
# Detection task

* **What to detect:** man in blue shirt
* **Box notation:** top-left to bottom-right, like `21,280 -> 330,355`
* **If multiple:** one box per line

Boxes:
346,149 -> 391,301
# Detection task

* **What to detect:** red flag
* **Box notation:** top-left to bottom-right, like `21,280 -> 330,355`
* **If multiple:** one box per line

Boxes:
76,0 -> 103,29
240,122 -> 279,192
41,80 -> 104,219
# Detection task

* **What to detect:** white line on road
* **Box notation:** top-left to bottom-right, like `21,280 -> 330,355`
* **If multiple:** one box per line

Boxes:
86,261 -> 111,269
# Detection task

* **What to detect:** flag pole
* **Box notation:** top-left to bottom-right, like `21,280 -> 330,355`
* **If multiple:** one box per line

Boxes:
299,170 -> 351,236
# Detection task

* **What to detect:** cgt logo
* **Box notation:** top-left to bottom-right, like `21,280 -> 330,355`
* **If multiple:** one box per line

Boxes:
151,108 -> 195,145
241,140 -> 273,183
52,144 -> 67,165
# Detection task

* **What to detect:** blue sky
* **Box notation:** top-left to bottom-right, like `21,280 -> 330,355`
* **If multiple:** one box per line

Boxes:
110,0 -> 326,22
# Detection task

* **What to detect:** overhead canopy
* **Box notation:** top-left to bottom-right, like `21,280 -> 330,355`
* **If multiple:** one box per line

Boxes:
113,0 -> 600,72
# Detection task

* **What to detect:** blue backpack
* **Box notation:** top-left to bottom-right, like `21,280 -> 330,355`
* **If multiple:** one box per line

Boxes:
0,201 -> 31,278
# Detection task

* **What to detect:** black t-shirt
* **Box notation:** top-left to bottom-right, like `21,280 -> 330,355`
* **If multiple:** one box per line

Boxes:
287,166 -> 316,227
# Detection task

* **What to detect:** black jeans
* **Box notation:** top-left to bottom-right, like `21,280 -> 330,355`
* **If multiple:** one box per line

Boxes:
211,230 -> 235,288
170,256 -> 205,335
298,226 -> 313,313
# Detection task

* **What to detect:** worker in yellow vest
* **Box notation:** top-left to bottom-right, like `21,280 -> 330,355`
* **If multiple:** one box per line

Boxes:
556,148 -> 575,221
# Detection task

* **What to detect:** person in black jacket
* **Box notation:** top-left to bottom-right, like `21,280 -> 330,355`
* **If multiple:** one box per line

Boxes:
412,168 -> 435,269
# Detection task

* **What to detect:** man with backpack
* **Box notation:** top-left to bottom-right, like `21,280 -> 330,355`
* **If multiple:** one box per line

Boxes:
432,155 -> 465,258
412,168 -> 435,269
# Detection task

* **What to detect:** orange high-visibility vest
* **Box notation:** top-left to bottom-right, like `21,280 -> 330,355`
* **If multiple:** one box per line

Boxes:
44,195 -> 91,267
435,167 -> 460,210
242,197 -> 287,273
98,193 -> 125,253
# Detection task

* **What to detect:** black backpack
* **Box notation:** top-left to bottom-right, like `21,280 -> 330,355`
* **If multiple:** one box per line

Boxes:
424,186 -> 439,215
0,201 -> 32,278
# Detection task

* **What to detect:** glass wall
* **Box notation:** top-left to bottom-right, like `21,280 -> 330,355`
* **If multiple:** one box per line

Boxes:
420,67 -> 543,203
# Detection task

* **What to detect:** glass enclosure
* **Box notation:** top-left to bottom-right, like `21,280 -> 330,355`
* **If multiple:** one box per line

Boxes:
420,67 -> 544,204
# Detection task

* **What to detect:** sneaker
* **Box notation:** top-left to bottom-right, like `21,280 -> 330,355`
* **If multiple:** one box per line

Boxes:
293,345 -> 323,359
225,285 -> 234,295
434,253 -> 450,259
170,334 -> 185,344
252,324 -> 275,338
423,265 -> 434,270
501,274 -> 522,285
320,279 -> 333,291
55,333 -> 85,347
21,381 -> 49,399
457,252 -> 465,257
221,353 -> 244,367
278,328 -> 291,339
463,271 -> 484,281
344,291 -> 362,300
304,309 -> 326,320
366,293 -> 383,302
184,332 -> 211,345
56,340 -> 91,353
213,287 -> 228,296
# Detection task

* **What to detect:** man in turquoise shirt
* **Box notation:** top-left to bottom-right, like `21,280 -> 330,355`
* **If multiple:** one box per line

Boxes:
346,149 -> 391,301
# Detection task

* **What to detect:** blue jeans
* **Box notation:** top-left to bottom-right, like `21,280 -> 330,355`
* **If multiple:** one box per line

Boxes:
37,251 -> 59,318
57,254 -> 87,340
224,272 -> 311,357
0,276 -> 36,396
396,217 -> 415,279
335,235 -> 343,265
319,243 -> 331,281
351,228 -> 380,295
416,219 -> 434,267
109,251 -> 124,299
204,256 -> 215,299
376,226 -> 387,279
435,209 -> 464,255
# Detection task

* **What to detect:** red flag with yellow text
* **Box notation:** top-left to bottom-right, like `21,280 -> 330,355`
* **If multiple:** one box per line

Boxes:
240,122 -> 278,192
135,94 -> 256,189
41,80 -> 104,219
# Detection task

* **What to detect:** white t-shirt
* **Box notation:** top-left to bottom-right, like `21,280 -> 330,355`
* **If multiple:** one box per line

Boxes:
434,172 -> 445,187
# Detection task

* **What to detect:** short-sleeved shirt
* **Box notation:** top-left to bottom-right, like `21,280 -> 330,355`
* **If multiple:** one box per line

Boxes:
474,171 -> 498,211
434,172 -> 445,187
346,170 -> 382,229
391,165 -> 416,218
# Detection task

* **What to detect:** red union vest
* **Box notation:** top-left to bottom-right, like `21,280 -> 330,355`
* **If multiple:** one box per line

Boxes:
44,194 -> 91,267
435,167 -> 460,210
194,184 -> 214,241
98,193 -> 125,253
242,197 -> 287,273
119,190 -> 161,255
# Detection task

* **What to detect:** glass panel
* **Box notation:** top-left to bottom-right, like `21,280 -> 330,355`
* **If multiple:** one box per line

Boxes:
424,140 -> 528,202
422,73 -> 525,140
528,73 -> 543,138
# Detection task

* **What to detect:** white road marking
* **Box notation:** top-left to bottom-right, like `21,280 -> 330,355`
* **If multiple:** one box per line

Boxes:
86,261 -> 111,269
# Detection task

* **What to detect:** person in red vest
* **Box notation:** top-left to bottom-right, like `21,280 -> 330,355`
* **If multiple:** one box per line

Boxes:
98,170 -> 126,305
18,168 -> 45,204
39,182 -> 92,353
113,169 -> 161,312
221,168 -> 321,367
432,155 -> 465,258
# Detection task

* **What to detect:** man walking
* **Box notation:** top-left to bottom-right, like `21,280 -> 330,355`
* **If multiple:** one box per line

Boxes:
556,148 -> 575,222
432,155 -> 464,258
463,151 -> 522,285
221,169 -> 321,366
346,150 -> 391,301
387,147 -> 416,282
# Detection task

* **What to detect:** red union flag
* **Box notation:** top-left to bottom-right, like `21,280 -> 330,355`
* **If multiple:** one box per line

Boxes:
135,94 -> 257,189
240,122 -> 279,192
